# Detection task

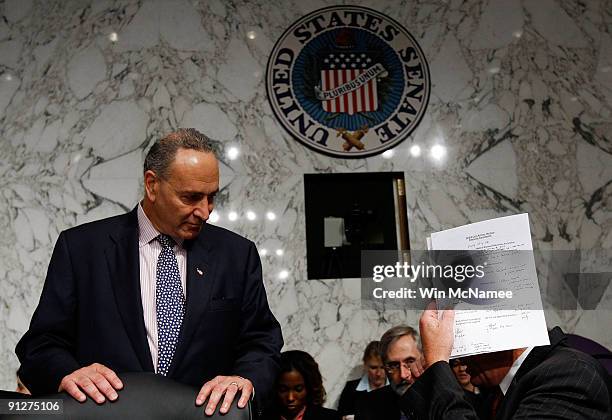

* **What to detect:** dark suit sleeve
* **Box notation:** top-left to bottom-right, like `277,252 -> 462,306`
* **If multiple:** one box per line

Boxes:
231,241 -> 283,407
402,358 -> 611,420
400,361 -> 480,420
510,357 -> 611,420
15,232 -> 81,395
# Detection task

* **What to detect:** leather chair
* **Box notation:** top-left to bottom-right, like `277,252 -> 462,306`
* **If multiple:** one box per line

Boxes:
0,372 -> 251,419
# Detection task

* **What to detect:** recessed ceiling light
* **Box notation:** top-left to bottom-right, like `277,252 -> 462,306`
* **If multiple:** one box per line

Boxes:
382,149 -> 394,159
430,145 -> 446,161
227,146 -> 239,160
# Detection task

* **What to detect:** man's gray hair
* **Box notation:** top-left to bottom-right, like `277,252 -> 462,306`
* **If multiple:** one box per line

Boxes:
380,325 -> 421,361
144,128 -> 215,179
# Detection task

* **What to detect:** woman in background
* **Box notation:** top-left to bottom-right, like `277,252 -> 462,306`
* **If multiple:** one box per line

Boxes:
270,350 -> 340,420
337,341 -> 387,419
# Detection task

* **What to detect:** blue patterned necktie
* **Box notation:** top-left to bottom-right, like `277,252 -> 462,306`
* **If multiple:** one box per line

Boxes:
155,234 -> 185,376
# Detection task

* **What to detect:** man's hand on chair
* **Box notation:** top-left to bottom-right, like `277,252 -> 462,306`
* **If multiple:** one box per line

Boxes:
59,363 -> 123,404
196,375 -> 253,415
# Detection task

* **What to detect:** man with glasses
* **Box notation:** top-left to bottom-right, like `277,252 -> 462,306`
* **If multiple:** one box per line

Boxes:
359,325 -> 423,420
380,325 -> 424,397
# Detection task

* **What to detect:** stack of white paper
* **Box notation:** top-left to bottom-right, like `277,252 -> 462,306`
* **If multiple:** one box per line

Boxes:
428,213 -> 550,357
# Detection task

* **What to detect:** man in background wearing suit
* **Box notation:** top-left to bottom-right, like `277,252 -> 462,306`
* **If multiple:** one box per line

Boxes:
16,128 -> 283,416
399,304 -> 611,419
358,325 -> 422,420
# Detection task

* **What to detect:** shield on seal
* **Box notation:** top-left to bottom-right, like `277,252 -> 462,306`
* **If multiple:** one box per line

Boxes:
319,51 -> 379,115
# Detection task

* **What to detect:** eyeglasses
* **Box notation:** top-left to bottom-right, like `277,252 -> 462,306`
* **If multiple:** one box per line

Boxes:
384,358 -> 416,374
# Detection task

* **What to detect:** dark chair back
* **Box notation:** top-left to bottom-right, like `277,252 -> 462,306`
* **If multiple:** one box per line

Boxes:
0,372 -> 251,420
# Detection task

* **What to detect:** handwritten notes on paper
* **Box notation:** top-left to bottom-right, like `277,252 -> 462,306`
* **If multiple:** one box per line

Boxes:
429,213 -> 550,357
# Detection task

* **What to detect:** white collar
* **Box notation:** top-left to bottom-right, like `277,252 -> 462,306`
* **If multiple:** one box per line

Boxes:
499,347 -> 533,395
137,203 -> 183,248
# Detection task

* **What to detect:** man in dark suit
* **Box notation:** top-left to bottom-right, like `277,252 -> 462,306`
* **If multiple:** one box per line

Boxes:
16,129 -> 283,416
358,326 -> 422,420
399,304 -> 611,419
357,385 -> 404,420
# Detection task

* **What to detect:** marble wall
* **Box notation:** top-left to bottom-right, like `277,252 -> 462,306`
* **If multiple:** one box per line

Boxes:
1,0 -> 611,406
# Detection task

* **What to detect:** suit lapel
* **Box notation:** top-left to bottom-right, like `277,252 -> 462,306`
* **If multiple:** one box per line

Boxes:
168,234 -> 216,376
106,210 -> 154,372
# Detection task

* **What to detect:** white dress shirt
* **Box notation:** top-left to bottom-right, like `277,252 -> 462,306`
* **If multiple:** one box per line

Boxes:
499,347 -> 533,395
355,374 -> 390,392
137,204 -> 187,372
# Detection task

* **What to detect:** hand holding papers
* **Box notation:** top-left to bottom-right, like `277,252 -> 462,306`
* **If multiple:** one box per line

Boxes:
419,301 -> 456,367
428,213 -> 549,358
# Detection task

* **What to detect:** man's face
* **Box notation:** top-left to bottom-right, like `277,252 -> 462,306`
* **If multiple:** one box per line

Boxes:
144,148 -> 219,240
463,350 -> 514,388
384,335 -> 421,387
364,355 -> 386,389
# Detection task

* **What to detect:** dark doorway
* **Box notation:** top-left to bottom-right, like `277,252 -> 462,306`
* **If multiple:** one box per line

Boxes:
304,172 -> 409,279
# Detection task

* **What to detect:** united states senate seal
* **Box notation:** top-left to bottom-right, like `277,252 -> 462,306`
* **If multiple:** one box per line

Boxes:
266,5 -> 430,158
